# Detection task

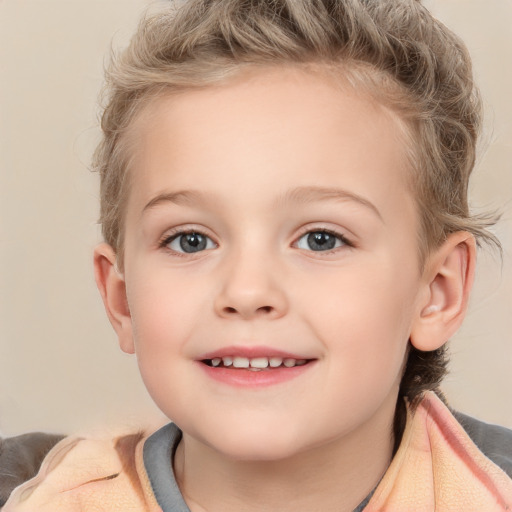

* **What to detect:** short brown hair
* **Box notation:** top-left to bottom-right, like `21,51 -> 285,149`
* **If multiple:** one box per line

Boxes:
93,0 -> 500,442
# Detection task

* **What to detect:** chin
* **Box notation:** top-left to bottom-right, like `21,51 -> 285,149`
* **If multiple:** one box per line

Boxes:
195,421 -> 312,463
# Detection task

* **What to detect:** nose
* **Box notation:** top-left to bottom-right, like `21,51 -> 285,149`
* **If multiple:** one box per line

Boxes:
213,250 -> 288,321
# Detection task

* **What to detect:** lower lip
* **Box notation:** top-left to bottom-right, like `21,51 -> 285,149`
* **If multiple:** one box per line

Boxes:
197,361 -> 315,388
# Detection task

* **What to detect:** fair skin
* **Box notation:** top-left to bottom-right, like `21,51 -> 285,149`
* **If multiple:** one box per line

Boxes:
95,67 -> 475,512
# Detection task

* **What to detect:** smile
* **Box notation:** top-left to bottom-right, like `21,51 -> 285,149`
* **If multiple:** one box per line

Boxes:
203,356 -> 310,370
197,347 -> 317,387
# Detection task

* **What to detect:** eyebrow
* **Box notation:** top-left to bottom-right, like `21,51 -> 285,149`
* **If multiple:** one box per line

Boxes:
142,186 -> 383,222
143,190 -> 205,213
279,186 -> 383,221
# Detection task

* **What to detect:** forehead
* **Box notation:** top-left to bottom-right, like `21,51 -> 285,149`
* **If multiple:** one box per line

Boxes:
125,66 -> 416,227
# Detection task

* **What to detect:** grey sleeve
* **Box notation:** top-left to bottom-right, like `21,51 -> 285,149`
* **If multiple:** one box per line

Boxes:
0,432 -> 65,506
453,410 -> 512,478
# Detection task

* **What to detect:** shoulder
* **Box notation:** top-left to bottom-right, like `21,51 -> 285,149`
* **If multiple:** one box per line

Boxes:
453,410 -> 512,478
3,429 -> 162,512
367,392 -> 512,510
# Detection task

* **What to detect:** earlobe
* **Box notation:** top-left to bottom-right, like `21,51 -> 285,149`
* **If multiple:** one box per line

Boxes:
410,232 -> 476,352
93,243 -> 135,354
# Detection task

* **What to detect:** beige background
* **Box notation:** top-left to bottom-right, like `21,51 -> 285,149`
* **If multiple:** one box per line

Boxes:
0,0 -> 511,437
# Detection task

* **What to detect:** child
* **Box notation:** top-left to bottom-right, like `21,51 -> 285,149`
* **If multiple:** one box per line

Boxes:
4,0 -> 512,510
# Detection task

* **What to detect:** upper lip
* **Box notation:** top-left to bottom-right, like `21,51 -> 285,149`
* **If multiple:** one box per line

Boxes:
197,345 -> 315,360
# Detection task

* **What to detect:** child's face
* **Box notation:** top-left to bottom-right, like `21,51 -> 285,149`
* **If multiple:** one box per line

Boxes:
120,67 -> 427,460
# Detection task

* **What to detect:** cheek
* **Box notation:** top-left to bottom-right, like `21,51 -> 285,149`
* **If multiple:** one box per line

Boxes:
126,272 -> 201,415
304,260 -> 418,372
127,268 -> 206,354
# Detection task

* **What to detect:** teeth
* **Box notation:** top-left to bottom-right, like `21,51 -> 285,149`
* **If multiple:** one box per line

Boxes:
269,357 -> 283,368
209,356 -> 309,369
233,356 -> 250,368
250,357 -> 269,369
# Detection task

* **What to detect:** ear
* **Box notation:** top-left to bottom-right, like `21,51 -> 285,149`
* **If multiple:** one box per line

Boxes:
410,232 -> 476,352
93,243 -> 135,354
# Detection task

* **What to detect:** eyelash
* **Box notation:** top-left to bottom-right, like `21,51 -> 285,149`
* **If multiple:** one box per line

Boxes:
158,227 -> 354,257
294,226 -> 354,254
158,228 -> 216,257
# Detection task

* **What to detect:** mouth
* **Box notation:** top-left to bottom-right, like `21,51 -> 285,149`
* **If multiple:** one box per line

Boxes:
197,346 -> 317,387
201,356 -> 313,371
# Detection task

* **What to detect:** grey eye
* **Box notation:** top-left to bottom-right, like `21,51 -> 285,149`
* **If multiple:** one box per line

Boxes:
296,231 -> 344,252
168,232 -> 215,253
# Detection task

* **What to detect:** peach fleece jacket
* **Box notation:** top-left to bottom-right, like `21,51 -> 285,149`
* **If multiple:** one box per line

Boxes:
4,392 -> 512,511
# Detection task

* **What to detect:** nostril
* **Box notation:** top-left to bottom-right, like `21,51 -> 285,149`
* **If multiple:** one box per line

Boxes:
224,305 -> 273,314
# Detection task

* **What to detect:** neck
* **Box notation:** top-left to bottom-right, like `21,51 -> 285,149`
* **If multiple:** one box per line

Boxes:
174,399 -> 396,512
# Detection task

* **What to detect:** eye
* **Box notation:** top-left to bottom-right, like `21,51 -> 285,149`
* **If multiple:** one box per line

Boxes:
163,231 -> 216,254
295,230 -> 350,252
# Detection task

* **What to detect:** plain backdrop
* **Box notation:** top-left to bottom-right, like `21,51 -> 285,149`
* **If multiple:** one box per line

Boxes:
1,0 -> 511,436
